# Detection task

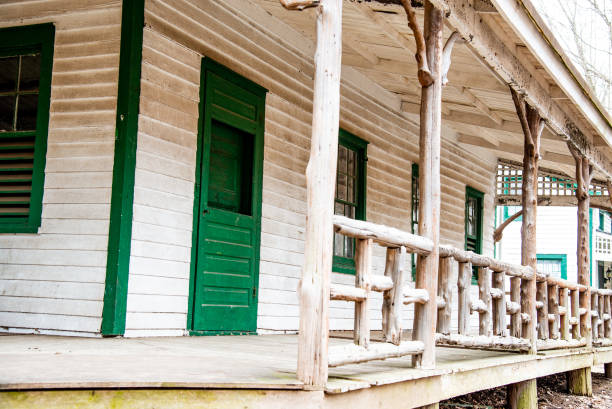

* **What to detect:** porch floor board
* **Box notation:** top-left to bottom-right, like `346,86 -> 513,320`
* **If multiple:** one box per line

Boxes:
0,334 -> 606,395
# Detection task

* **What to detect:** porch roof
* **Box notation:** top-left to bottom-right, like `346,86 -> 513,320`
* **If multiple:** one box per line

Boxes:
252,0 -> 612,185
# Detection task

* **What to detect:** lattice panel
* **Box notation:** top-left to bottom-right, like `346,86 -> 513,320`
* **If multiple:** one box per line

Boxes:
496,160 -> 610,198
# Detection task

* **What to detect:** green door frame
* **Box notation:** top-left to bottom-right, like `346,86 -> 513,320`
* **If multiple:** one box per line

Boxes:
536,253 -> 568,280
187,59 -> 267,334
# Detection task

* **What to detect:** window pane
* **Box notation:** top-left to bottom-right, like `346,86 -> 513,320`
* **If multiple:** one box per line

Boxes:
0,95 -> 16,131
347,148 -> 356,177
336,173 -> 347,201
345,236 -> 354,259
0,56 -> 18,93
19,54 -> 41,91
338,145 -> 347,174
16,94 -> 38,131
347,177 -> 354,203
334,232 -> 344,257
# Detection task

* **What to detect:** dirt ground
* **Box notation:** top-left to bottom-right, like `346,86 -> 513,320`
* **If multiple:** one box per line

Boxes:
440,366 -> 612,409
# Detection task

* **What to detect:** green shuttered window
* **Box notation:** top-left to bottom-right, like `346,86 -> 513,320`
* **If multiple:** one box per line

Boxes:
0,24 -> 54,233
333,129 -> 367,275
465,186 -> 484,279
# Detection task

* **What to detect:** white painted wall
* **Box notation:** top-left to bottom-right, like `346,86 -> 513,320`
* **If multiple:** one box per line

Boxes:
0,1 -> 121,336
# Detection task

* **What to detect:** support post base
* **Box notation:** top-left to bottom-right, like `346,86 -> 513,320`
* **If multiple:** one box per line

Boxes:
567,367 -> 592,396
605,363 -> 612,379
507,379 -> 537,409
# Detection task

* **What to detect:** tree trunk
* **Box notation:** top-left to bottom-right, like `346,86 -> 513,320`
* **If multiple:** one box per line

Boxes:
412,1 -> 443,369
296,0 -> 342,387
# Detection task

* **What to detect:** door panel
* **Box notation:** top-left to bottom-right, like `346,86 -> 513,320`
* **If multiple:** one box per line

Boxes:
190,60 -> 266,334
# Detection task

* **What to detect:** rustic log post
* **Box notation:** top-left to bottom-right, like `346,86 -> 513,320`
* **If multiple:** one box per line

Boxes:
507,378 -> 537,409
548,284 -> 559,339
493,270 -> 507,336
288,0 -> 343,387
605,363 -> 612,379
354,239 -> 372,348
571,288 -> 581,339
458,261 -> 472,335
382,247 -> 405,345
567,368 -> 592,396
437,256 -> 453,335
478,267 -> 492,336
560,287 -> 570,341
568,143 -> 593,348
401,0 -> 444,369
599,293 -> 605,338
536,282 -> 549,340
507,87 -> 543,409
605,295 -> 612,339
510,277 -> 522,338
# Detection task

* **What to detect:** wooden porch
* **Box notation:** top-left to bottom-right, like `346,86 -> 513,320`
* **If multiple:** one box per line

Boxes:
2,333 -> 611,408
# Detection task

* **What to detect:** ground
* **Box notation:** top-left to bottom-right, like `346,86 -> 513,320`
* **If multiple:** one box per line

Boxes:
441,366 -> 612,409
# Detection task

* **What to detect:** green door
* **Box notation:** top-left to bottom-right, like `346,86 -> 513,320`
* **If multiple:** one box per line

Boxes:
190,60 -> 266,334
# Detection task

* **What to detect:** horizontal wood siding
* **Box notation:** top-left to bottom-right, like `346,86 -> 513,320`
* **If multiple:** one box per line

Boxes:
0,1 -> 121,335
126,0 -> 498,336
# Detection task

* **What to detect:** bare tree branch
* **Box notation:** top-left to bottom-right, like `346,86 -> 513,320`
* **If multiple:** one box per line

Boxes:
280,0 -> 319,10
441,31 -> 465,86
400,0 -> 434,86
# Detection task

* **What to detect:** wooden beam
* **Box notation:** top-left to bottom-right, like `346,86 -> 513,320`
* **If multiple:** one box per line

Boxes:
459,86 -> 503,125
474,0 -> 497,13
428,0 -> 612,179
288,0 -> 342,387
496,195 -> 612,212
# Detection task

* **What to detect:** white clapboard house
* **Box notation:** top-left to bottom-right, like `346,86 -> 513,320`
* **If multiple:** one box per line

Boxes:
1,0 -> 612,408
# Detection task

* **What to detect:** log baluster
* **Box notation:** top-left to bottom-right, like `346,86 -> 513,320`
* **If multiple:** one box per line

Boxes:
493,270 -> 507,336
536,280 -> 549,340
457,261 -> 472,335
591,291 -> 599,342
571,288 -> 581,339
478,267 -> 492,336
560,287 -> 570,341
599,293 -> 605,339
354,238 -> 372,348
437,256 -> 453,335
510,277 -> 522,338
382,246 -> 405,345
605,294 -> 612,340
548,284 -> 559,340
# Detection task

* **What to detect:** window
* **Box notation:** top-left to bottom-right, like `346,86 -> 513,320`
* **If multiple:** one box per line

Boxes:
536,254 -> 567,280
503,205 -> 522,222
0,24 -> 54,233
333,129 -> 367,274
411,163 -> 419,278
598,210 -> 611,234
465,186 -> 484,255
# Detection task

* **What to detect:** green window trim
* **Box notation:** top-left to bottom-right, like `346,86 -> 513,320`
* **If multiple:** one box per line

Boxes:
0,23 -> 54,233
465,186 -> 484,281
101,0 -> 145,336
332,129 -> 368,275
536,254 -> 567,280
503,205 -> 522,222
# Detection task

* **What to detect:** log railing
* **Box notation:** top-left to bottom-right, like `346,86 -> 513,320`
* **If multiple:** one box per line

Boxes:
329,215 -> 433,367
435,245 -> 534,351
532,273 -> 588,350
326,215 -> 612,374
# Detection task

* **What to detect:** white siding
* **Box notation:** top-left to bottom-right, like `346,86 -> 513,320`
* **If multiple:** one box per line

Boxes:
124,0 -> 498,336
0,1 -> 121,335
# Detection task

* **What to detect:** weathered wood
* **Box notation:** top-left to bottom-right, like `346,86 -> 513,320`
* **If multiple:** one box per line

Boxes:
470,299 -> 488,314
572,289 -> 581,339
599,294 -> 605,339
328,341 -> 425,367
567,367 -> 593,396
457,261 -> 472,335
591,293 -> 599,341
536,338 -> 587,350
366,275 -> 394,292
411,1 -> 444,369
441,31 -> 464,86
536,281 -> 549,340
279,0 -> 319,10
493,208 -> 523,242
508,379 -> 537,409
330,284 -> 367,302
399,0 -> 433,87
605,295 -> 612,339
605,363 -> 612,379
510,277 -> 522,338
493,270 -> 506,336
478,267 -> 492,336
436,256 -> 452,335
295,0 -> 342,387
333,215 -> 434,254
382,247 -> 404,345
511,87 -> 543,352
548,284 -> 559,340
403,287 -> 430,305
569,143 -> 593,347
560,288 -> 570,341
354,239 -> 372,349
435,334 -> 531,351
438,245 -> 533,279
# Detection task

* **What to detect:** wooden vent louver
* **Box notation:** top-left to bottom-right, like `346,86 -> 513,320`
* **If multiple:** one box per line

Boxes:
0,133 -> 35,220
